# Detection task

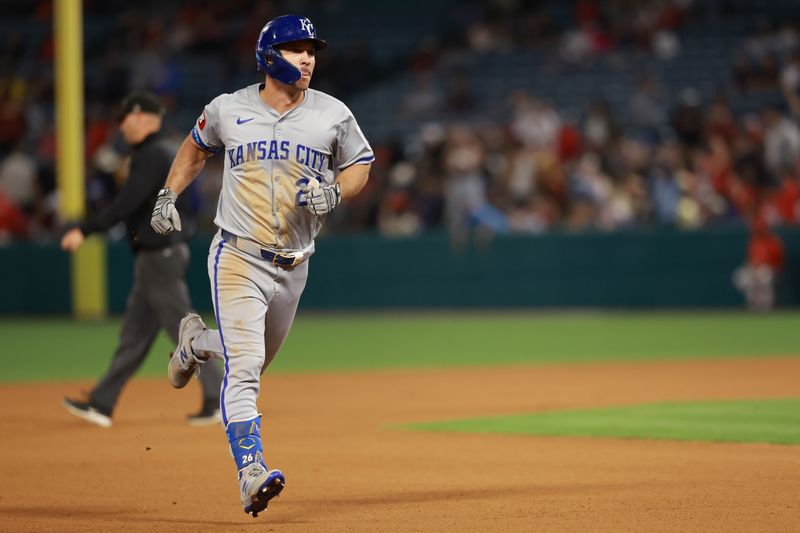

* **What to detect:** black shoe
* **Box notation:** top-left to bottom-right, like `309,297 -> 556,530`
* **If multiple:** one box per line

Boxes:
186,404 -> 221,426
62,398 -> 112,428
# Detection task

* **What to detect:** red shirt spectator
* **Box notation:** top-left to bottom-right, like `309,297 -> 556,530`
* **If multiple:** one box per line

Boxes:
0,190 -> 28,238
557,123 -> 582,162
748,218 -> 785,270
770,177 -> 800,223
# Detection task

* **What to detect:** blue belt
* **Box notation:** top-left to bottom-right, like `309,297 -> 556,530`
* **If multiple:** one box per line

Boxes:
220,229 -> 303,268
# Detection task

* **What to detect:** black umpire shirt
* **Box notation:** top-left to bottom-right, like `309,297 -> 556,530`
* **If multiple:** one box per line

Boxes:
80,131 -> 191,252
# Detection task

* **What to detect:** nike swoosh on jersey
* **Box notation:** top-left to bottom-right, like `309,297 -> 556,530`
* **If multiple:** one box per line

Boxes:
236,117 -> 255,125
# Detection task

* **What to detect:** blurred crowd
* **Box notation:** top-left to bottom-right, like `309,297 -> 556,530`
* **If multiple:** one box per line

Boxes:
329,1 -> 800,241
0,0 -> 387,241
342,90 -> 800,239
733,19 -> 800,100
1,0 -> 800,244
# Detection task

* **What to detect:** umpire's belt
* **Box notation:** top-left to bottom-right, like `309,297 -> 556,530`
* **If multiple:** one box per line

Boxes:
220,229 -> 304,269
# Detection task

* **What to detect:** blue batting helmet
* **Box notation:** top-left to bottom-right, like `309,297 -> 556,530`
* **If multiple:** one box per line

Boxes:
255,15 -> 328,85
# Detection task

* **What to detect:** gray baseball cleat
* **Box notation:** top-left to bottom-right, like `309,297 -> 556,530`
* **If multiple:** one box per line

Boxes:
168,313 -> 208,389
239,463 -> 286,518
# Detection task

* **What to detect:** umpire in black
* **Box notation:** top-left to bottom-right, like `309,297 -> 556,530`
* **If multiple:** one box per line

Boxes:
61,92 -> 223,427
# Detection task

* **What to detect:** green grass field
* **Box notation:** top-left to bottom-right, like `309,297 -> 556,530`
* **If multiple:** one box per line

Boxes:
3,311 -> 798,445
1,311 -> 798,382
404,398 -> 800,445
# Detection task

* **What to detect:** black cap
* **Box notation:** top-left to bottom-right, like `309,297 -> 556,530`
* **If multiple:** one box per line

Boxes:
117,92 -> 165,119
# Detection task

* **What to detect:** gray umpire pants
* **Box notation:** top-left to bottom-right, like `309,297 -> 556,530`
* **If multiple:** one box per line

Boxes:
89,242 -> 223,415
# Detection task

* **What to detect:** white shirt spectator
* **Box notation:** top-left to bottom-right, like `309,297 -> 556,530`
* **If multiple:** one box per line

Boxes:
0,149 -> 37,209
512,101 -> 561,151
780,57 -> 800,94
764,117 -> 800,176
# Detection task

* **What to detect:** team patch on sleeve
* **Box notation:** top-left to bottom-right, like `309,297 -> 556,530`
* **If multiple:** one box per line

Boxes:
197,112 -> 207,131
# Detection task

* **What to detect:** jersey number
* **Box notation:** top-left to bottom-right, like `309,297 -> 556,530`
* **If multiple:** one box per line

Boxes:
294,176 -> 323,206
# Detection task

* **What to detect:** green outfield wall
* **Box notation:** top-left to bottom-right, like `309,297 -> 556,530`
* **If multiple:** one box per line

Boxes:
2,227 -> 799,313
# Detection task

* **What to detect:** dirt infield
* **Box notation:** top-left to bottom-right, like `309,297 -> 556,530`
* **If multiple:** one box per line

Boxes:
1,357 -> 799,532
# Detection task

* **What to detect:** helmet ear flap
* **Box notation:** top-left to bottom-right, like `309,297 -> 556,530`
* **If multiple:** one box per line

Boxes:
256,45 -> 281,72
257,44 -> 302,84
266,45 -> 280,63
255,46 -> 270,72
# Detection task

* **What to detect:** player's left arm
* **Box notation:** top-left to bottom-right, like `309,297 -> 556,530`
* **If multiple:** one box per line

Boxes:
336,162 -> 371,200
303,105 -> 373,216
302,162 -> 370,215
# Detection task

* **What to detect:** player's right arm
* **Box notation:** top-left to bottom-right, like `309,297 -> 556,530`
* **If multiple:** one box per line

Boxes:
163,135 -> 214,195
151,136 -> 211,234
152,100 -> 224,234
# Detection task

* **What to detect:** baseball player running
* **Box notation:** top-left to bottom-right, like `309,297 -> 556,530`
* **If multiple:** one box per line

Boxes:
150,15 -> 373,518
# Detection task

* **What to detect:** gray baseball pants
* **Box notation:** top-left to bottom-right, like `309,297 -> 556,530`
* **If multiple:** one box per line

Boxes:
191,230 -> 309,427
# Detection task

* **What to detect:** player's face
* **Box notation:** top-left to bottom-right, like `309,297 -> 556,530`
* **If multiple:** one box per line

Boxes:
278,40 -> 316,89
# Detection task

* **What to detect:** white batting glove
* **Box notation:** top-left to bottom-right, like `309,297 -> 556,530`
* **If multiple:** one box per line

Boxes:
151,188 -> 182,234
302,183 -> 342,215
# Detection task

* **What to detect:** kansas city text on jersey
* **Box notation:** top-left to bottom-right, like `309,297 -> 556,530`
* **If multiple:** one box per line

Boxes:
225,140 -> 329,173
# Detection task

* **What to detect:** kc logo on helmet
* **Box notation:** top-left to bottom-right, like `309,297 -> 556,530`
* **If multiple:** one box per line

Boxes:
300,18 -> 314,35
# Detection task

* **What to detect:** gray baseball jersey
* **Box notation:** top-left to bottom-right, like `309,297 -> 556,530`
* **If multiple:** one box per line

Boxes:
187,83 -> 373,428
191,83 -> 374,252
